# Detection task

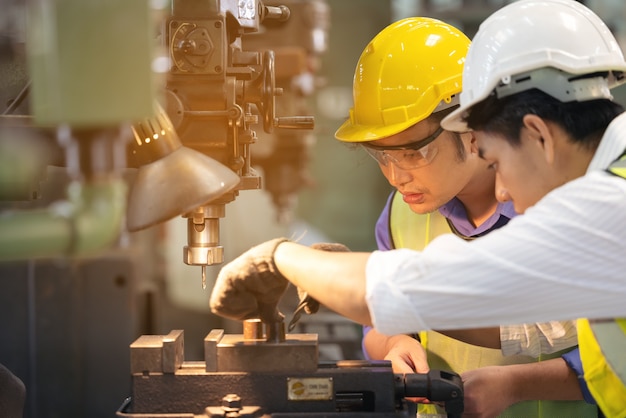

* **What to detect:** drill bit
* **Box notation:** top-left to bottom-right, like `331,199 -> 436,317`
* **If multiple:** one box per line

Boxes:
202,265 -> 206,290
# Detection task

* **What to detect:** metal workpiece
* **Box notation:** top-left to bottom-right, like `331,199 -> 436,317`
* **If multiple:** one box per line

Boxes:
242,317 -> 286,343
243,318 -> 265,339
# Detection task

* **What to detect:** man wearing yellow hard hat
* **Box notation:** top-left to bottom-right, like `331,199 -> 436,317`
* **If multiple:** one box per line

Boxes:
333,16 -> 593,418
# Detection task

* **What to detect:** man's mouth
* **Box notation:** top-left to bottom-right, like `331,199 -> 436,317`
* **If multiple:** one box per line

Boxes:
402,192 -> 426,204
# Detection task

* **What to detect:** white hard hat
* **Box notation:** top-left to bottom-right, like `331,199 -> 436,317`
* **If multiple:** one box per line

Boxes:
442,0 -> 626,132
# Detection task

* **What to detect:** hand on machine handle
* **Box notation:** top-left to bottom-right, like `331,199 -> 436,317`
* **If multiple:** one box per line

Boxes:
288,242 -> 351,331
210,237 -> 290,324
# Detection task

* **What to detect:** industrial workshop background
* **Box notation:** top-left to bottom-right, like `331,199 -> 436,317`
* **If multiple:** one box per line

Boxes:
1,0 -> 625,417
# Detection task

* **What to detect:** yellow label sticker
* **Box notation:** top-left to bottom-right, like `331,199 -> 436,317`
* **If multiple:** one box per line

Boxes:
287,377 -> 333,401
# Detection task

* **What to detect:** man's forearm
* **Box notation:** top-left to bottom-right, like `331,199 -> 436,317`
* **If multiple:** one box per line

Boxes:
273,242 -> 373,325
363,328 -> 395,359
462,357 -> 585,416
506,357 -> 583,402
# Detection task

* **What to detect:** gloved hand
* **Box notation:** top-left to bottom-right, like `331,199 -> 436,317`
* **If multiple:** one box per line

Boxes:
210,237 -> 289,323
288,242 -> 350,331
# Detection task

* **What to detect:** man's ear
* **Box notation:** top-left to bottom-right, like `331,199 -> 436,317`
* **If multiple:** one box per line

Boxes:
464,131 -> 479,154
522,114 -> 555,164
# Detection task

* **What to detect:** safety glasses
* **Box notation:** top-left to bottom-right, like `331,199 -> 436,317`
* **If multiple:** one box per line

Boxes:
361,126 -> 443,170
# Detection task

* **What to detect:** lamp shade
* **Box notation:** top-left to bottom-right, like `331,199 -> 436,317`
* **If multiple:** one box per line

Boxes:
126,146 -> 240,231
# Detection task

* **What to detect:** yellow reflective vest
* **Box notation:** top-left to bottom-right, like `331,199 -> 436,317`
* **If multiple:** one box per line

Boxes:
387,191 -> 597,417
576,153 -> 626,418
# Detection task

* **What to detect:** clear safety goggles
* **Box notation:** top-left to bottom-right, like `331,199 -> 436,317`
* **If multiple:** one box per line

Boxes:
361,126 -> 443,170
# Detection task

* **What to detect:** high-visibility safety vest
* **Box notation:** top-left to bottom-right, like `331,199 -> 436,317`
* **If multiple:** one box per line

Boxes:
576,152 -> 626,418
388,191 -> 597,417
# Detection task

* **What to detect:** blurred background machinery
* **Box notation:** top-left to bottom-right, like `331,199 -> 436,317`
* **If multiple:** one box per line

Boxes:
1,1 -> 626,417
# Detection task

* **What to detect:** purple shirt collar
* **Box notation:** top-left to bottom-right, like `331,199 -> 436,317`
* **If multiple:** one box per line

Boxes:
438,197 -> 517,237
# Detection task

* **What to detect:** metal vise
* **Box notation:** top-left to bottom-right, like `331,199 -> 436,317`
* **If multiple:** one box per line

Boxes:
117,323 -> 464,418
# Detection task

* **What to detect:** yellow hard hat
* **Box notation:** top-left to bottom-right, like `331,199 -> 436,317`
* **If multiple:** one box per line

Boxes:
335,17 -> 470,142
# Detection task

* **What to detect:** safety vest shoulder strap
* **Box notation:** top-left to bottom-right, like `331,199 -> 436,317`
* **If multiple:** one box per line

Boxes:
577,148 -> 626,418
578,319 -> 626,418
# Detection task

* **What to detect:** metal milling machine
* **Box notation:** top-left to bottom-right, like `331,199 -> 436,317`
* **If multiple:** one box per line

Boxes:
117,1 -> 464,417
0,0 -> 464,415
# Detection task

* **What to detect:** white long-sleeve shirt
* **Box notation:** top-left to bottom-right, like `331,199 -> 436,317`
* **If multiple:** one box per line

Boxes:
366,112 -> 626,336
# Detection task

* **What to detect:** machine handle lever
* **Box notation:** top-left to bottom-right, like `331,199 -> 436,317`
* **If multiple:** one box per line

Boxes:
274,116 -> 315,130
262,5 -> 290,22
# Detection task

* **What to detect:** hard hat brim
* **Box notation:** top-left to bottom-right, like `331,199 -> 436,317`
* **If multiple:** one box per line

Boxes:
334,118 -> 404,143
440,105 -> 471,133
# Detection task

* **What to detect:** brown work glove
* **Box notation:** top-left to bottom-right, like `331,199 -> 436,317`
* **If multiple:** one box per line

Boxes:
288,242 -> 351,331
210,237 -> 289,323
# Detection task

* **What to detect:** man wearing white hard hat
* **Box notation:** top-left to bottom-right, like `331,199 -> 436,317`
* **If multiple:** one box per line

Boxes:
333,14 -> 591,418
210,1 -> 626,416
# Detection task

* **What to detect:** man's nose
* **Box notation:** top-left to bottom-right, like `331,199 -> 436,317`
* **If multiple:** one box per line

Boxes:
384,160 -> 412,187
495,174 -> 511,203
496,188 -> 511,203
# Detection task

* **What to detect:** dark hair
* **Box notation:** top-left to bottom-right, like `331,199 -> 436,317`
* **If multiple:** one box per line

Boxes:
433,105 -> 466,161
464,89 -> 624,151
